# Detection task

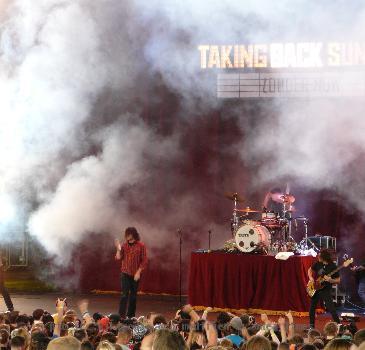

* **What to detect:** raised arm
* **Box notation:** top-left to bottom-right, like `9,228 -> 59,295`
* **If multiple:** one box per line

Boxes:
115,239 -> 122,260
204,320 -> 218,347
286,311 -> 295,339
269,326 -> 280,345
261,313 -> 270,326
278,316 -> 287,343
182,304 -> 200,322
54,298 -> 66,337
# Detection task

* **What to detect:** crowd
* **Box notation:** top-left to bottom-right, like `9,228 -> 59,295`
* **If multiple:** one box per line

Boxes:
0,299 -> 365,350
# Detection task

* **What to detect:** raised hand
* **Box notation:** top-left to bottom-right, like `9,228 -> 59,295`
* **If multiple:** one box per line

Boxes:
261,313 -> 271,325
278,316 -> 286,326
285,310 -> 293,324
182,304 -> 193,314
56,298 -> 67,311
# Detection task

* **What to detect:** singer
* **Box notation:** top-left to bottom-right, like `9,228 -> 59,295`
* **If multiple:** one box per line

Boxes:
115,227 -> 148,318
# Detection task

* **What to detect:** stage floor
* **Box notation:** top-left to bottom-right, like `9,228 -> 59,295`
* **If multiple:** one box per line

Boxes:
1,293 -> 364,331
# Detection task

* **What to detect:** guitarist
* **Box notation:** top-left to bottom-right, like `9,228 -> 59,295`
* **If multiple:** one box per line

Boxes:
308,249 -> 340,328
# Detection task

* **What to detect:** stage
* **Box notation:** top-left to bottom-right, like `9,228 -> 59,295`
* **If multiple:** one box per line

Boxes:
188,251 -> 316,316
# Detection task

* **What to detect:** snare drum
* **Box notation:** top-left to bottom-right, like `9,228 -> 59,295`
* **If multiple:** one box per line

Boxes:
262,211 -> 276,219
235,222 -> 270,253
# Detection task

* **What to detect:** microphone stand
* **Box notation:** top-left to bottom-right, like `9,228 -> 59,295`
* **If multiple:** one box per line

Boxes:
208,230 -> 212,253
178,229 -> 182,305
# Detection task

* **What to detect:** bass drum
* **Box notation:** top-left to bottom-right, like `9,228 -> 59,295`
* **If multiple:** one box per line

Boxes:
235,222 -> 270,253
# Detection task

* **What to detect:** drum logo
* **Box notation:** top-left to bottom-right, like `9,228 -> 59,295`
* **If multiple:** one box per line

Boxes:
238,233 -> 250,237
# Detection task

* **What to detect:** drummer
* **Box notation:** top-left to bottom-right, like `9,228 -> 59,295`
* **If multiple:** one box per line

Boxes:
263,187 -> 295,219
263,187 -> 285,217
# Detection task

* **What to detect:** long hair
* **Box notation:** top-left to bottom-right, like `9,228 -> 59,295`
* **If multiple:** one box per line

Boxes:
319,249 -> 333,264
125,227 -> 140,241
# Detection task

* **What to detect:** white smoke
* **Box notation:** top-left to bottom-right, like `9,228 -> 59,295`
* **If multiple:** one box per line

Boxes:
132,0 -> 365,215
0,0 -> 142,246
28,120 -> 178,260
0,1 -> 112,199
1,0 -> 365,267
245,99 -> 365,214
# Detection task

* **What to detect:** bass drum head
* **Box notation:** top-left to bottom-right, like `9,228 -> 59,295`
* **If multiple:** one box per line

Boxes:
235,223 -> 270,253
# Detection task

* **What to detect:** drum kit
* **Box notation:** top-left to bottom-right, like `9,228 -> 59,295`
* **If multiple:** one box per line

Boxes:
225,192 -> 325,255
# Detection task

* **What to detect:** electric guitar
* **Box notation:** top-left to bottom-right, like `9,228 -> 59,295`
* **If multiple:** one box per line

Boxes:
306,257 -> 353,298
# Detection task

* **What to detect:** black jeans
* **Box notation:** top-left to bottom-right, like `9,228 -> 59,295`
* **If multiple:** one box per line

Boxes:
118,273 -> 139,318
0,270 -> 13,311
309,288 -> 340,327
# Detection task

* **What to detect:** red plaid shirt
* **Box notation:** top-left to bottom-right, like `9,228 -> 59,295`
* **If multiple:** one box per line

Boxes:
120,241 -> 147,276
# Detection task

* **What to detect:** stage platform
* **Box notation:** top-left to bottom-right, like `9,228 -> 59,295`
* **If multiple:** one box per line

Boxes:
188,251 -> 316,316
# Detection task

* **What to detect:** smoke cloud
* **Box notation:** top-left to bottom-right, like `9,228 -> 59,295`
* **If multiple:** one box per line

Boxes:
1,0 -> 365,279
133,0 -> 365,220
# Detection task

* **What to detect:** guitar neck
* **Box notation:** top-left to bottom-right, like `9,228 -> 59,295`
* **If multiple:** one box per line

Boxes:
326,264 -> 344,278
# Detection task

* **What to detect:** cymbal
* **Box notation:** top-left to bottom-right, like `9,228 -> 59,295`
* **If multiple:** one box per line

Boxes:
225,192 -> 244,203
235,207 -> 260,213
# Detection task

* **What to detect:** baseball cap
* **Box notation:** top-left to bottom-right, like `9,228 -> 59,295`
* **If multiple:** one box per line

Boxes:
229,316 -> 243,331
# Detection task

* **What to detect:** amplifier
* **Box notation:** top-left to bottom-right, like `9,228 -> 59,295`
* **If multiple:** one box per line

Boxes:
307,235 -> 336,251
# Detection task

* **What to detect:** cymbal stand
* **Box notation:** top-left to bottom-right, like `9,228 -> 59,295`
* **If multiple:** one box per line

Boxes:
302,218 -> 308,249
298,217 -> 318,253
231,194 -> 239,235
302,218 -> 314,250
282,203 -> 294,243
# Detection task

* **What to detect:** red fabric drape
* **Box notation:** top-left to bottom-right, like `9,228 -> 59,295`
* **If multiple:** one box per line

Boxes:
188,252 -> 315,315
